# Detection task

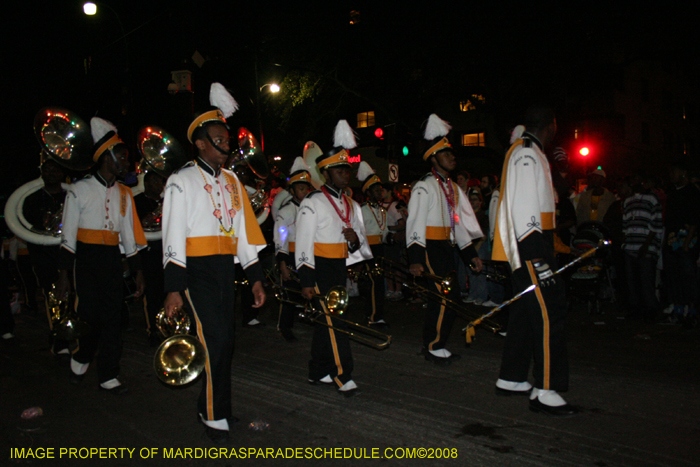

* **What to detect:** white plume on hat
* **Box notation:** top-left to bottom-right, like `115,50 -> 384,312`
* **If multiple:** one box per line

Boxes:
90,117 -> 117,144
333,120 -> 357,150
209,83 -> 238,119
510,125 -> 525,144
357,161 -> 375,182
424,114 -> 451,141
289,156 -> 310,174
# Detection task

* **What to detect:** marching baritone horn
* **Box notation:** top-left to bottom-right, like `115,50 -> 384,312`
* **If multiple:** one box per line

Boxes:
153,307 -> 207,386
47,284 -> 90,341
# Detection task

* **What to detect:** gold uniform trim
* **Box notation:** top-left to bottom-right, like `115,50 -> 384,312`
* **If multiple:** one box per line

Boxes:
186,236 -> 237,257
423,137 -> 451,161
314,242 -> 349,258
187,109 -> 226,143
367,235 -> 382,245
77,228 -> 120,246
425,226 -> 451,240
93,134 -> 124,162
317,150 -> 350,170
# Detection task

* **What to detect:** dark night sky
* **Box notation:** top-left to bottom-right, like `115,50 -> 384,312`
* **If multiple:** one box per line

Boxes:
2,2 -> 698,188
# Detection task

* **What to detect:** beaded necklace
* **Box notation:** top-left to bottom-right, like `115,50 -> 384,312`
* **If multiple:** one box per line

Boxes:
197,164 -> 237,237
321,186 -> 351,228
432,167 -> 458,245
368,202 -> 386,231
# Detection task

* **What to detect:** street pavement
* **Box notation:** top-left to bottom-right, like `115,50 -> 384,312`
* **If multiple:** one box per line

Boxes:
2,287 -> 699,466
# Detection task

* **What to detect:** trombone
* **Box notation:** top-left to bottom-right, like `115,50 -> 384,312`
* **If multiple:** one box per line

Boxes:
376,257 -> 502,334
266,269 -> 392,350
153,307 -> 207,386
464,239 -> 612,343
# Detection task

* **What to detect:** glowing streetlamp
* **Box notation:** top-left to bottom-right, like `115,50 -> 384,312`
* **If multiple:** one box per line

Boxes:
83,2 -> 97,15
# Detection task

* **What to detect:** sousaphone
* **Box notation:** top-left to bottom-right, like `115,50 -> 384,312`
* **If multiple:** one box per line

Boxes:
133,126 -> 189,241
4,108 -> 94,246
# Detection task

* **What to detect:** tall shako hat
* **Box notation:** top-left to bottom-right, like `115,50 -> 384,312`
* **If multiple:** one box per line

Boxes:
187,83 -> 239,143
422,114 -> 452,161
316,120 -> 356,171
91,117 -> 125,162
287,157 -> 313,186
357,161 -> 381,193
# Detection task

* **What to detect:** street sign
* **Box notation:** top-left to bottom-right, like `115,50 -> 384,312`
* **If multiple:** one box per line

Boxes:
388,163 -> 399,182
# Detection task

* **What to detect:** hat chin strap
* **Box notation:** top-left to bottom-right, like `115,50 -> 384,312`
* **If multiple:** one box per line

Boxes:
206,133 -> 231,157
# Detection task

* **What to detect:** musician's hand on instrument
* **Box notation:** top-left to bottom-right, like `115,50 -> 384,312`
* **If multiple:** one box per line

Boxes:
301,287 -> 315,300
164,292 -> 184,318
409,263 -> 424,277
251,281 -> 266,308
532,260 -> 556,288
470,257 -> 484,273
133,270 -> 145,298
343,227 -> 359,247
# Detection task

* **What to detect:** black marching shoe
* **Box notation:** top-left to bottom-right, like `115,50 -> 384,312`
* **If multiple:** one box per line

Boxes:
421,348 -> 460,366
99,382 -> 128,395
69,371 -> 85,385
280,329 -> 298,342
529,398 -> 579,417
204,426 -> 230,444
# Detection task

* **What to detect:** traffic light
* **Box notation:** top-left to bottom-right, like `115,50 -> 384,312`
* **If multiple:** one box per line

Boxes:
402,145 -> 409,156
579,147 -> 590,156
374,127 -> 384,139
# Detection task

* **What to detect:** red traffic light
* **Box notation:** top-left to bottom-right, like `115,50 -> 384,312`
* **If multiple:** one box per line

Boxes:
579,147 -> 590,156
374,128 -> 384,139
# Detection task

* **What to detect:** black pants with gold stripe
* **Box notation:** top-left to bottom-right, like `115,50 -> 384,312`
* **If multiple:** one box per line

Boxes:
72,243 -> 123,384
185,255 -> 236,423
423,240 -> 461,351
499,256 -> 568,392
308,256 -> 353,387
359,244 -> 385,323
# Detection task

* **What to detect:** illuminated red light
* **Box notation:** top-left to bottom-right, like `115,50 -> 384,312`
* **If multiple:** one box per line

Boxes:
374,128 -> 384,138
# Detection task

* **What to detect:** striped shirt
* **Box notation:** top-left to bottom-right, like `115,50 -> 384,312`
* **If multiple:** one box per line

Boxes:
622,193 -> 663,254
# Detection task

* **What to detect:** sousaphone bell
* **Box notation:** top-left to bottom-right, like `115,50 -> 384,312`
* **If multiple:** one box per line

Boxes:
230,127 -> 270,224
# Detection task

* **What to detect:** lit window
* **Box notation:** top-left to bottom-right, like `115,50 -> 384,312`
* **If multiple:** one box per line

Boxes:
462,133 -> 485,147
357,111 -> 375,128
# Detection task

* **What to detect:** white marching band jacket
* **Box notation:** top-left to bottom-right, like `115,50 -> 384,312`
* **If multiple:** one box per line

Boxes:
492,133 -> 557,271
61,174 -> 146,259
361,203 -> 389,246
406,172 -> 483,255
161,159 -> 266,291
274,198 -> 300,258
295,185 -> 372,275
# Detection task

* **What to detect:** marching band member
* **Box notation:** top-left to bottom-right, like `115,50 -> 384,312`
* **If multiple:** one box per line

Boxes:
295,120 -> 371,396
273,156 -> 313,342
406,114 -> 484,365
57,117 -> 146,393
23,158 -> 69,355
491,107 -> 577,416
162,83 -> 267,442
357,161 -> 389,326
133,170 -> 166,347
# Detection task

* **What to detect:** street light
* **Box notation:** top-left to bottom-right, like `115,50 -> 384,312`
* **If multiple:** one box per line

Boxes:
83,2 -> 97,15
256,83 -> 280,152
